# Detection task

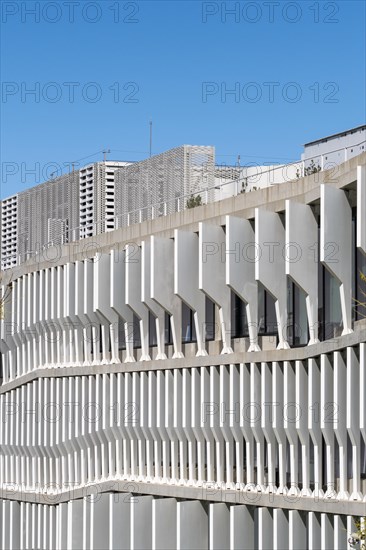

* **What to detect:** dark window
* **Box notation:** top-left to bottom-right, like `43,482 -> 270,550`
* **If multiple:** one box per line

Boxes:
231,290 -> 248,338
133,314 -> 141,349
318,265 -> 343,341
287,281 -> 308,346
182,303 -> 197,343
317,226 -> 343,341
148,311 -> 157,347
258,284 -> 277,336
165,311 -> 173,345
118,316 -> 126,350
205,296 -> 216,341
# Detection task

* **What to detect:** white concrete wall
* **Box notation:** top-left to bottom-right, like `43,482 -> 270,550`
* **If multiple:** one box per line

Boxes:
302,127 -> 365,167
0,156 -> 365,549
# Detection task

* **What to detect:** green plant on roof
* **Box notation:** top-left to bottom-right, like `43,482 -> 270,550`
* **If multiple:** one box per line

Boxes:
186,194 -> 202,209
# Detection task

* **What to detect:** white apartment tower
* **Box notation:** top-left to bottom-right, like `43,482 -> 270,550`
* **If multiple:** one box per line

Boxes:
0,195 -> 18,270
79,161 -> 130,239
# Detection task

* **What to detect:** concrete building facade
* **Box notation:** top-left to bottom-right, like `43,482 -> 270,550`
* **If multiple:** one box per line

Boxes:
0,152 -> 365,549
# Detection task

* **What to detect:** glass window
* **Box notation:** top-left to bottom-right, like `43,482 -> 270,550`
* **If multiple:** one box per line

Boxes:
205,297 -> 216,341
258,284 -> 265,334
266,291 -> 277,334
165,311 -> 173,345
149,311 -> 157,347
318,266 -> 343,341
133,314 -> 141,349
118,316 -> 126,350
231,290 -> 248,338
287,280 -> 308,346
182,303 -> 197,343
318,224 -> 343,341
258,283 -> 277,336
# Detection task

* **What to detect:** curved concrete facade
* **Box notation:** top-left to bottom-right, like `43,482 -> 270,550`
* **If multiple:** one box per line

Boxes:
0,154 -> 365,549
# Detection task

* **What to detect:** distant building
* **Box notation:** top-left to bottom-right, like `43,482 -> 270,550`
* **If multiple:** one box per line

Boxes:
114,145 -> 215,227
0,148 -> 215,269
0,194 -> 18,270
302,124 -> 366,168
16,170 -> 80,263
214,162 -> 301,200
79,161 -> 130,239
0,161 -> 129,267
1,129 -> 365,270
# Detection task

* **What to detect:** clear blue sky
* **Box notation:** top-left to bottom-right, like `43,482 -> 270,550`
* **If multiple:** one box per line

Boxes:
1,0 -> 365,197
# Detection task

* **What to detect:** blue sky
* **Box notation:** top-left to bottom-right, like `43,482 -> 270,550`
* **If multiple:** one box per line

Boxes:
1,0 -> 365,197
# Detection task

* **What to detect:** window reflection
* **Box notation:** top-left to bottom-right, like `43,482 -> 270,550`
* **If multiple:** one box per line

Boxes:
258,283 -> 277,336
182,303 -> 197,343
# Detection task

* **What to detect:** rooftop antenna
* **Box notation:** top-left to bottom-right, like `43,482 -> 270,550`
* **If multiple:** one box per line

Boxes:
149,120 -> 152,158
103,149 -> 110,162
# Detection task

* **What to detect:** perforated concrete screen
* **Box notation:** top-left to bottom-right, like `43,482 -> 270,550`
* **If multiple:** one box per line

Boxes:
115,145 -> 215,226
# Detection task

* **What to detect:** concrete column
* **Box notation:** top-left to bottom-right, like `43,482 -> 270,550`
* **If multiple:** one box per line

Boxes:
273,508 -> 288,550
109,493 -> 131,550
320,184 -> 352,334
199,222 -> 233,354
174,229 -> 207,356
289,510 -> 307,550
209,503 -> 230,550
152,497 -> 177,550
229,505 -> 255,550
226,215 -> 259,351
321,513 -> 334,550
131,495 -> 153,550
125,244 -> 151,361
285,200 -> 319,344
67,499 -> 83,550
151,236 -> 183,358
177,500 -> 208,550
255,208 -> 289,349
257,507 -> 273,550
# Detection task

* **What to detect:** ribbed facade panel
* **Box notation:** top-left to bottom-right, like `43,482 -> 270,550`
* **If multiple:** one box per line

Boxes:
0,496 -> 359,550
0,153 -> 365,548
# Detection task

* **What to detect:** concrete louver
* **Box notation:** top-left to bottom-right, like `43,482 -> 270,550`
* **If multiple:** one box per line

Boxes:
0,156 -> 365,549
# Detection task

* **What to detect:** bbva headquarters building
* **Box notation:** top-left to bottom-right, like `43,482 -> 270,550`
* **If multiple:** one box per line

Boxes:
0,132 -> 365,549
